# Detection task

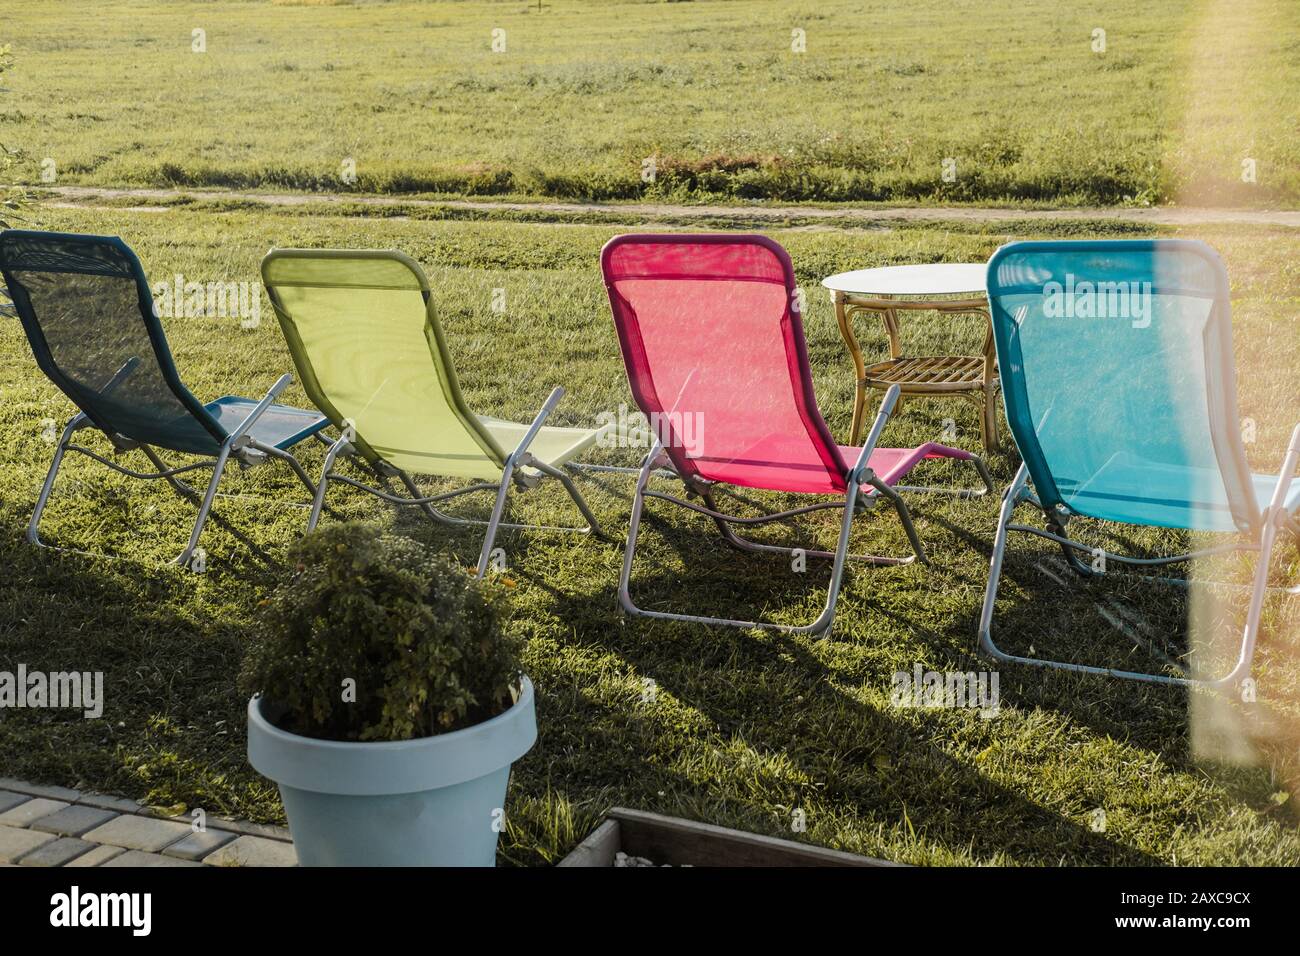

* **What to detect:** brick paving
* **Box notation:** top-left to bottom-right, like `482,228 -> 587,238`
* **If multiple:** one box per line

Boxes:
203,835 -> 299,868
31,804 -> 117,837
0,780 -> 295,867
82,816 -> 194,853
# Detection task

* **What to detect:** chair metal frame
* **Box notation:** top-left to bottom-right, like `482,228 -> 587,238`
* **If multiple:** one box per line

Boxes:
307,385 -> 606,578
620,385 -> 993,635
979,432 -> 1299,688
31,374 -> 321,567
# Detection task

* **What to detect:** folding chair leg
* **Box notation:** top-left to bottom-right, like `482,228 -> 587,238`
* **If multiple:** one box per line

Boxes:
28,401 -> 315,565
393,464 -> 604,540
474,387 -> 561,577
27,420 -> 230,565
700,486 -> 921,566
302,389 -> 605,569
396,470 -> 458,527
865,476 -> 928,565
977,464 -> 1029,665
248,440 -> 320,501
618,447 -> 862,636
172,445 -> 232,569
475,463 -> 517,578
861,451 -> 996,499
307,436 -> 351,532
305,452 -> 601,578
1231,513 -> 1281,686
27,415 -> 84,548
977,463 -> 1194,683
617,454 -> 653,613
1232,425 -> 1300,681
971,455 -> 997,497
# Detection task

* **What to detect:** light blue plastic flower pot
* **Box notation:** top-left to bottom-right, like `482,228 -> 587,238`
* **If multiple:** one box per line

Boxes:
247,677 -> 537,867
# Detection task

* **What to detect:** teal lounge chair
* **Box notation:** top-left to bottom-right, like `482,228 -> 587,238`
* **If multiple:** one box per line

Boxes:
980,239 -> 1299,686
0,230 -> 328,566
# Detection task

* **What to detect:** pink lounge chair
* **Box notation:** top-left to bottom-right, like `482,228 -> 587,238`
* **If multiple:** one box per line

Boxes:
601,234 -> 993,634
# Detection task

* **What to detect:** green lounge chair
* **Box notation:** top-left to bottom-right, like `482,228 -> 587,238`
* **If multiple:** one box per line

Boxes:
260,248 -> 611,575
0,230 -> 328,566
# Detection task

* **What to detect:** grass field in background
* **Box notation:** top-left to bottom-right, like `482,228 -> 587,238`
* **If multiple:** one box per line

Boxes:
0,201 -> 1297,864
2,0 -> 1298,205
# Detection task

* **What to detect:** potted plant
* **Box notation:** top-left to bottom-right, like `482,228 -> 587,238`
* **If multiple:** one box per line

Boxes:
241,522 -> 536,866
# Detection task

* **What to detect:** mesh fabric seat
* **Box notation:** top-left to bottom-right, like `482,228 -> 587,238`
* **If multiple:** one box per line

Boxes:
477,416 -> 598,471
261,249 -> 610,576
2,232 -> 225,455
0,229 -> 327,565
989,241 -> 1295,533
204,398 -> 328,451
602,234 -> 992,635
980,239 -> 1300,686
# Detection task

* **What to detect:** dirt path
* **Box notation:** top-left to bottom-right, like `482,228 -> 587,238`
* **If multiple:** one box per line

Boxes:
38,184 -> 1300,228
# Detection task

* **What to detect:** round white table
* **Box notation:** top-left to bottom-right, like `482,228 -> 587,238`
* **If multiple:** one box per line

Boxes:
821,263 -> 999,450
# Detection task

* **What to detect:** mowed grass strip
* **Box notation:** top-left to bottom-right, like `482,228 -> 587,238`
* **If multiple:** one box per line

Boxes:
0,204 -> 1296,864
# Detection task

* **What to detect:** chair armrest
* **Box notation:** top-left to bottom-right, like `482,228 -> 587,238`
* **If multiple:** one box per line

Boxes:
1265,422 -> 1300,513
850,384 -> 900,482
506,386 -> 565,463
226,373 -> 292,446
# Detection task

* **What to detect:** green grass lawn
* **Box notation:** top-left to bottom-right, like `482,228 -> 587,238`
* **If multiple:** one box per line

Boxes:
0,199 -> 1297,864
2,0 -> 1298,206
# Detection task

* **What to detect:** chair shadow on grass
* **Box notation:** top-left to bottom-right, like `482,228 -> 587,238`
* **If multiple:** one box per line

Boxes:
527,595 -> 1161,865
494,476 -> 1160,864
957,530 -> 1300,843
358,463 -> 1232,832
326,464 -> 1294,855
36,492 -> 281,570
2,459 -> 1247,856
0,529 -> 278,815
916,496 -> 1279,735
